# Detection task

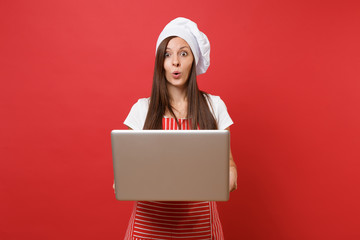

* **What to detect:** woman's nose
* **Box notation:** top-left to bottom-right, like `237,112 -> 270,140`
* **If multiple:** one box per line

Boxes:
172,56 -> 180,67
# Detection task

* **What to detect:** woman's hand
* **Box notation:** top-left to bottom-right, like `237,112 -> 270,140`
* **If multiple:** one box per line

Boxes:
229,166 -> 237,192
226,127 -> 237,193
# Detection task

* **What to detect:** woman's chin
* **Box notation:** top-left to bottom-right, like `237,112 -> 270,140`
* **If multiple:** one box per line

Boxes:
166,79 -> 187,89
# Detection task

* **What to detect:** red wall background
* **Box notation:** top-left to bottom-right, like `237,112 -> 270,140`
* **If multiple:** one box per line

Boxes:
1,0 -> 360,239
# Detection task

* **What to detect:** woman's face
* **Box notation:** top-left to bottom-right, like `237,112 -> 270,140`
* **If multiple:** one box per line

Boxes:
163,37 -> 194,89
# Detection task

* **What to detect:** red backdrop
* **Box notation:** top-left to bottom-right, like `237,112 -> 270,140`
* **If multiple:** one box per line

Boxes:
1,0 -> 360,239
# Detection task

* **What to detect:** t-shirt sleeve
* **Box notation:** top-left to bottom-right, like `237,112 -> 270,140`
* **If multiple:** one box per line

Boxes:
123,98 -> 149,130
211,96 -> 234,130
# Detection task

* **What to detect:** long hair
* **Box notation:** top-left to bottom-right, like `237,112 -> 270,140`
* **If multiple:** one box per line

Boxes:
143,36 -> 217,130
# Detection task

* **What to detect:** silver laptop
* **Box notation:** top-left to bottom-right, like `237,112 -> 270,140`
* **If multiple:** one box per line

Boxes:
111,130 -> 229,201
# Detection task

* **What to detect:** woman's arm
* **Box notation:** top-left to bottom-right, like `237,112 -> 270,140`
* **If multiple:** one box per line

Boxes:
226,127 -> 238,192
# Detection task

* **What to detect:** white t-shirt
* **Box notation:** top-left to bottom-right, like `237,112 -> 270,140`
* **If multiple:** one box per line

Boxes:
124,94 -> 233,130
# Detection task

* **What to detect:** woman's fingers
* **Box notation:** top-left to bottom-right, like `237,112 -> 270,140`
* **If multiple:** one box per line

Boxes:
229,168 -> 237,192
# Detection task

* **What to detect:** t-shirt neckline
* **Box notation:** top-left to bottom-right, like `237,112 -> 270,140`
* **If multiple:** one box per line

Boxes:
163,116 -> 189,120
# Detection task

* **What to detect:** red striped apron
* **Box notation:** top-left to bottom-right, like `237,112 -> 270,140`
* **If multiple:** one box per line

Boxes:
124,117 -> 224,240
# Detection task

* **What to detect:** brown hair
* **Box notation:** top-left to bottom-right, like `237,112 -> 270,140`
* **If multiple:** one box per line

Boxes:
143,36 -> 217,130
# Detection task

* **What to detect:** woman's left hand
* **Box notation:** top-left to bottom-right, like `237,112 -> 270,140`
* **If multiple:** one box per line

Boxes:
229,166 -> 237,192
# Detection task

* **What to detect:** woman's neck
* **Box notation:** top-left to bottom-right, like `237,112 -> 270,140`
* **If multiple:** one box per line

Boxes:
167,84 -> 187,104
166,84 -> 188,118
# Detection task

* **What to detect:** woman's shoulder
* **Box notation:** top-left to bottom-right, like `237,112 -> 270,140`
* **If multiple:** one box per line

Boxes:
124,97 -> 150,130
203,93 -> 233,129
134,97 -> 150,105
203,93 -> 224,106
206,93 -> 220,101
131,97 -> 150,110
127,97 -> 150,119
203,93 -> 230,115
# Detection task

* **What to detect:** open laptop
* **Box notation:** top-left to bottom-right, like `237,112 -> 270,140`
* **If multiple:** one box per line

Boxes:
111,130 -> 229,201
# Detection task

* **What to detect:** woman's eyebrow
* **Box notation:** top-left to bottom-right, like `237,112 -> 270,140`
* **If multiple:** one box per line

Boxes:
166,46 -> 190,50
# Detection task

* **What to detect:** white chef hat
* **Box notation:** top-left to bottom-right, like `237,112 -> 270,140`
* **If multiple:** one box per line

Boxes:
156,17 -> 210,75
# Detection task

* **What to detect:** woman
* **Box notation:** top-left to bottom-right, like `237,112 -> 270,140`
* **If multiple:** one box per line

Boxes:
122,17 -> 237,240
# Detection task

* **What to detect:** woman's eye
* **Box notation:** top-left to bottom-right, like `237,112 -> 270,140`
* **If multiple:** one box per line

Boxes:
180,51 -> 188,57
165,52 -> 170,57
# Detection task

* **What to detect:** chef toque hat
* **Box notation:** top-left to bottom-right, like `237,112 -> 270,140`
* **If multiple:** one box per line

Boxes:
156,17 -> 210,75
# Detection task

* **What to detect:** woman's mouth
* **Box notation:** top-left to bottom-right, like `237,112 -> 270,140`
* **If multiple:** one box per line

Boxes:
172,71 -> 181,79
